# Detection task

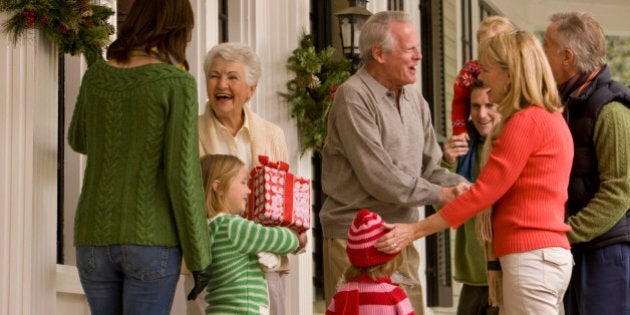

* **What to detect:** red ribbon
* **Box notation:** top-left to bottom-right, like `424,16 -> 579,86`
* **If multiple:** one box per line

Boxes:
258,155 -> 289,171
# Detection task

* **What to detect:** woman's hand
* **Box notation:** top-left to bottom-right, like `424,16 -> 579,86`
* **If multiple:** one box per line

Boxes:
292,230 -> 308,254
375,222 -> 416,254
375,213 -> 452,254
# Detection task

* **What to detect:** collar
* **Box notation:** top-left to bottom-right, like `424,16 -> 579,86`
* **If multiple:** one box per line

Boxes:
208,103 -> 251,136
559,67 -> 602,104
356,67 -> 409,102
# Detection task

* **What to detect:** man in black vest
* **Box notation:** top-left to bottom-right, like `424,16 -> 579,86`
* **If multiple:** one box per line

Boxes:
543,11 -> 630,315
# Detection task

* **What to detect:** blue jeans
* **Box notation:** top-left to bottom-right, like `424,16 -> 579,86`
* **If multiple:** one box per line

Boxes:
76,245 -> 182,315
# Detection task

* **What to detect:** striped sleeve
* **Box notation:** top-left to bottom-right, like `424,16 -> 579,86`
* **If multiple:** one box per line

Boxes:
227,216 -> 299,255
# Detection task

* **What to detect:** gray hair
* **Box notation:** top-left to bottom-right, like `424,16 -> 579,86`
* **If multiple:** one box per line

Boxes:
203,43 -> 261,86
359,11 -> 412,63
549,12 -> 606,73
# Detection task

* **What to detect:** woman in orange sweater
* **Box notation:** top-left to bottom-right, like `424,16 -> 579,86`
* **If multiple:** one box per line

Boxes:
376,30 -> 574,315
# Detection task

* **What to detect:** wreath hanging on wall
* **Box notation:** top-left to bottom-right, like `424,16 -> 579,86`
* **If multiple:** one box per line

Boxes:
279,34 -> 352,155
1,0 -> 114,66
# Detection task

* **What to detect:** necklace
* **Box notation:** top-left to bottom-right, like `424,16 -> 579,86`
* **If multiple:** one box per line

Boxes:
131,46 -> 186,70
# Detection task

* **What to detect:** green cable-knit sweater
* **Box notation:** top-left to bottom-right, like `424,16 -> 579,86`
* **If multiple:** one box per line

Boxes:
68,60 -> 211,271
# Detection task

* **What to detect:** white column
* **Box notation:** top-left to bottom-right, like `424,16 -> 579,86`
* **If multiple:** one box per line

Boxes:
0,28 -> 58,315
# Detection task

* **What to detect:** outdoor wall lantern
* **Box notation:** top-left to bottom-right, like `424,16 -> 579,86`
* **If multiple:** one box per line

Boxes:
335,0 -> 372,71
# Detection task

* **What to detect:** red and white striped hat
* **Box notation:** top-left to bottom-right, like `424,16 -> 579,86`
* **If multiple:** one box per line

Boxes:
346,209 -> 399,267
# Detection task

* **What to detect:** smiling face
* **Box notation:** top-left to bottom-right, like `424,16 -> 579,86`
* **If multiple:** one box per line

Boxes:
379,21 -> 422,90
206,57 -> 257,122
478,60 -> 510,104
223,166 -> 251,214
470,87 -> 498,137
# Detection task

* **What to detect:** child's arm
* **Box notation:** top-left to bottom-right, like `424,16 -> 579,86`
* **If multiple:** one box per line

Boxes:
392,286 -> 415,315
451,60 -> 482,136
227,216 -> 299,255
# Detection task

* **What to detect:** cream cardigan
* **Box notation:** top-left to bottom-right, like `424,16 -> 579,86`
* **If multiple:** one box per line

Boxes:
198,102 -> 288,163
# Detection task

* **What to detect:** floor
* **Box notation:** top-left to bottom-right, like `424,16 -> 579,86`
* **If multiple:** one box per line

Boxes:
313,298 -> 326,315
313,285 -> 327,315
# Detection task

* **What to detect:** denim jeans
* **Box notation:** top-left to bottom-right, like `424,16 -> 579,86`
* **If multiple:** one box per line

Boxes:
76,245 -> 182,315
564,243 -> 630,315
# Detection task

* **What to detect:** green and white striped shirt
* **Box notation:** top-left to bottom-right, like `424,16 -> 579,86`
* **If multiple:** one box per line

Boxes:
205,214 -> 298,314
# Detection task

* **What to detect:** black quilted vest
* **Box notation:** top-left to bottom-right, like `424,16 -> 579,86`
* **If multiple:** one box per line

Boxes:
564,66 -> 630,250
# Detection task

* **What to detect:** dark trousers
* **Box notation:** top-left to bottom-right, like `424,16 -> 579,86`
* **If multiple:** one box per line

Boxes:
564,243 -> 630,315
457,284 -> 499,315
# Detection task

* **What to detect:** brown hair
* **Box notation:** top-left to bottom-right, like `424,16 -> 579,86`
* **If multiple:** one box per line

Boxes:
344,254 -> 403,280
469,78 -> 486,93
106,0 -> 194,69
200,154 -> 245,218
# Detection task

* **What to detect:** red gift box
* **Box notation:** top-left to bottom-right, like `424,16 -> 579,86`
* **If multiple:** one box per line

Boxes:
245,155 -> 311,233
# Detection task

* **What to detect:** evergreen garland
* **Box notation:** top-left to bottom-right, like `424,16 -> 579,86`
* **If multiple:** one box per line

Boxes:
280,34 -> 352,155
1,0 -> 114,66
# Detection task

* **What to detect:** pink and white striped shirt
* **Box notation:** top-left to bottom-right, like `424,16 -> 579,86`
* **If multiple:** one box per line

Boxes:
326,274 -> 415,315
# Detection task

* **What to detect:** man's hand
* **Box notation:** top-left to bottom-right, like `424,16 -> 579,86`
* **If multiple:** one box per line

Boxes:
443,133 -> 470,164
439,181 -> 471,206
187,265 -> 212,300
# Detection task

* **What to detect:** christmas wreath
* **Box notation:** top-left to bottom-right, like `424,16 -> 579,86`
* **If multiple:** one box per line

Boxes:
1,0 -> 114,66
280,34 -> 352,155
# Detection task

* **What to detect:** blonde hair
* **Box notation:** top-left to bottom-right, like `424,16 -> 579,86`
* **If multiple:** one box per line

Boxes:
478,30 -> 561,125
200,154 -> 245,217
477,16 -> 515,43
344,254 -> 403,280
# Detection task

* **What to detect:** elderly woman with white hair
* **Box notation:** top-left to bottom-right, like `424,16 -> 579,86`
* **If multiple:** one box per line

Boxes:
184,42 -> 297,315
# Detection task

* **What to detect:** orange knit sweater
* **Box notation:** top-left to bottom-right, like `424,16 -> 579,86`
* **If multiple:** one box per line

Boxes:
440,106 -> 573,258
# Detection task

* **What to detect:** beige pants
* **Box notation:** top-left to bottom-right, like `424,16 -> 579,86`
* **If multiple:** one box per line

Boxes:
499,247 -> 572,315
323,238 -> 425,314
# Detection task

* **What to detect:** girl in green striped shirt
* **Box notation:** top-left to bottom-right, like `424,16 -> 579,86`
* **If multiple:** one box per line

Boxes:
200,154 -> 306,314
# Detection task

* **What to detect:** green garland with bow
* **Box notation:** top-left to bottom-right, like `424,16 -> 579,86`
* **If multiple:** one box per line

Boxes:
280,34 -> 352,155
1,0 -> 114,66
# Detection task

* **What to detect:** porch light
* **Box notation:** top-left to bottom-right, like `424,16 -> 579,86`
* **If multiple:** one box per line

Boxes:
335,0 -> 372,69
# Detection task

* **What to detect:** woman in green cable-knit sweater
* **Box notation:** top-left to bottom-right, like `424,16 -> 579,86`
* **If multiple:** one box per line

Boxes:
67,1 -> 210,314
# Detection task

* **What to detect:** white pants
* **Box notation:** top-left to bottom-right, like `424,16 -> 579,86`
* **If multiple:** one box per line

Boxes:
500,247 -> 573,315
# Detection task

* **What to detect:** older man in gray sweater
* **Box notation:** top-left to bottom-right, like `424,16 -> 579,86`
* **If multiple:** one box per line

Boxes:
320,11 -> 467,314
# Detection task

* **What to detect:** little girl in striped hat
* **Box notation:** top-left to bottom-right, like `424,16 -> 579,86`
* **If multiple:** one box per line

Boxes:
326,209 -> 415,315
